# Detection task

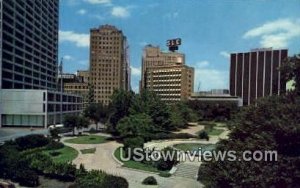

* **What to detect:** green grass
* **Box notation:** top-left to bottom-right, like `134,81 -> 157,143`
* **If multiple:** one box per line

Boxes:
81,148 -> 96,154
114,147 -> 162,173
209,128 -> 224,136
43,146 -> 78,163
173,143 -> 216,152
64,135 -> 109,144
198,121 -> 226,136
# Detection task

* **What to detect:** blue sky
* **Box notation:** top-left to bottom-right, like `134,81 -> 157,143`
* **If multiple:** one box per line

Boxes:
59,0 -> 300,92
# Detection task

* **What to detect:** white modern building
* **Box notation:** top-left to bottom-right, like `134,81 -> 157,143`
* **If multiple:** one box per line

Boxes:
0,89 -> 83,128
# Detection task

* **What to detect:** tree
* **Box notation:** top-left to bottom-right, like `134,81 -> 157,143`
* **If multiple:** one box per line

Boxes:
116,113 -> 153,139
108,89 -> 134,133
130,89 -> 173,131
63,115 -> 89,135
84,103 -> 109,129
198,95 -> 300,187
281,54 -> 300,95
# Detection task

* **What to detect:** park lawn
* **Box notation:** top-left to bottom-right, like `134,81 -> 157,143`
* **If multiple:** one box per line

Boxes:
64,135 -> 108,144
43,146 -> 78,163
173,143 -> 216,152
209,128 -> 224,136
114,147 -> 162,173
81,148 -> 96,154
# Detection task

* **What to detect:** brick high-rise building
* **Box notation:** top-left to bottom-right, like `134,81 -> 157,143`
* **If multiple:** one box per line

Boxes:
230,48 -> 288,105
0,0 -> 59,90
89,25 -> 130,105
141,45 -> 194,102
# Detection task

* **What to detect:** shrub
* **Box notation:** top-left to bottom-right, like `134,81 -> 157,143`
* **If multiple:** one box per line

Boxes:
15,134 -> 50,151
102,175 -> 129,188
49,151 -> 61,157
198,131 -> 209,141
46,141 -> 64,150
150,132 -> 196,140
142,176 -> 158,185
75,170 -> 128,188
16,169 -> 39,187
159,171 -> 171,177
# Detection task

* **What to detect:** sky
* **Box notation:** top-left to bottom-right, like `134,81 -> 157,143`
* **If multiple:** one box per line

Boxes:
58,0 -> 300,92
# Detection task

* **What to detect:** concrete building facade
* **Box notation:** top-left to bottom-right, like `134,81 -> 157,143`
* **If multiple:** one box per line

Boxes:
0,89 -> 82,128
230,48 -> 288,105
141,45 -> 194,102
89,25 -> 130,105
0,0 -> 83,127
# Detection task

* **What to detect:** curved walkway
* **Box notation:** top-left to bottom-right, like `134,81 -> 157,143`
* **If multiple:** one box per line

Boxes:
62,137 -> 203,188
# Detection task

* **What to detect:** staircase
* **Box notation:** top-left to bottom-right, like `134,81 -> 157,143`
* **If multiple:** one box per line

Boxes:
174,163 -> 199,179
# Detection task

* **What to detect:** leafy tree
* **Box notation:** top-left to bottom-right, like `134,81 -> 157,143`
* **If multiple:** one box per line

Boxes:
63,115 -> 89,135
198,95 -> 300,187
281,54 -> 300,95
130,89 -> 173,131
84,103 -> 108,129
116,113 -> 153,139
108,89 -> 134,133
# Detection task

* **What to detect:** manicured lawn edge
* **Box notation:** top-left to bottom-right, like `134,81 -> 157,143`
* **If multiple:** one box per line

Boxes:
64,135 -> 109,144
114,147 -> 163,173
43,145 -> 78,163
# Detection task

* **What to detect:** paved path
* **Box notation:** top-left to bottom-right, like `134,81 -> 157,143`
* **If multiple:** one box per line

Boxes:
62,137 -> 203,188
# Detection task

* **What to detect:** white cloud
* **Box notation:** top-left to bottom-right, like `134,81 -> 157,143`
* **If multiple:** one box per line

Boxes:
63,55 -> 73,61
165,12 -> 179,19
243,18 -> 300,48
77,9 -> 87,15
195,61 -> 210,68
194,61 -> 228,91
131,66 -> 141,76
220,51 -> 230,58
78,60 -> 88,65
83,0 -> 111,4
59,30 -> 89,48
111,6 -> 130,18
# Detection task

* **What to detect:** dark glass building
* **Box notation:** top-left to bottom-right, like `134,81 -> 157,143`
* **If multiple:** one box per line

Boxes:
230,48 -> 288,105
0,0 -> 59,90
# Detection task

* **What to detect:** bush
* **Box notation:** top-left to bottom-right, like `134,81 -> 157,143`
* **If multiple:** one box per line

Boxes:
49,151 -> 61,157
102,175 -> 129,188
142,176 -> 158,185
16,169 -> 39,187
159,171 -> 171,177
46,141 -> 64,150
198,131 -> 209,141
15,134 -> 50,151
75,170 -> 128,188
150,132 -> 196,140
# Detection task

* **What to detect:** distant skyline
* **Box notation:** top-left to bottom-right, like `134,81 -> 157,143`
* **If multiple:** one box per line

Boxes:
59,0 -> 300,92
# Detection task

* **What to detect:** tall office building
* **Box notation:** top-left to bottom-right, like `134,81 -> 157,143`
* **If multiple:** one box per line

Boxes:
230,48 -> 288,105
89,25 -> 130,105
0,0 -> 83,128
0,0 -> 59,90
141,45 -> 194,102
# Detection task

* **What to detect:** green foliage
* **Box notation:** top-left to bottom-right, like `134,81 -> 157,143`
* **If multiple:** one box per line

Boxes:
108,89 -> 134,133
142,176 -> 158,185
63,115 -> 89,135
281,54 -> 300,95
198,130 -> 209,140
156,147 -> 179,171
15,134 -> 50,151
198,95 -> 300,187
159,171 -> 172,177
75,170 -> 128,188
170,101 -> 198,128
187,100 -> 238,121
84,103 -> 109,124
46,141 -> 64,150
117,113 -> 153,139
